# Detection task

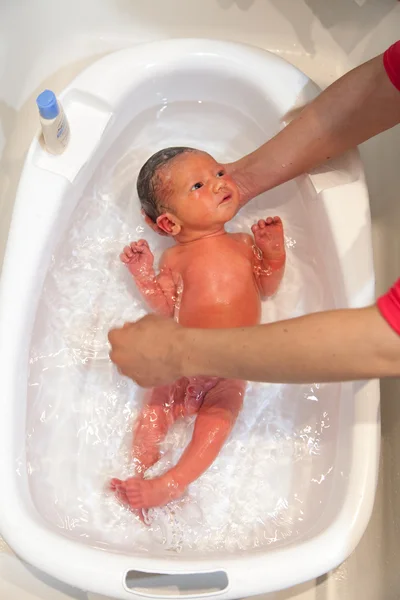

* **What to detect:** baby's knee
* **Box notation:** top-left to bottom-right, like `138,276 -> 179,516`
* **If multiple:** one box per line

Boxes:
204,407 -> 238,436
135,407 -> 170,439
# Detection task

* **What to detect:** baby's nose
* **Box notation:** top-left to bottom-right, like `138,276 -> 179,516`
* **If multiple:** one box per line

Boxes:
213,178 -> 224,192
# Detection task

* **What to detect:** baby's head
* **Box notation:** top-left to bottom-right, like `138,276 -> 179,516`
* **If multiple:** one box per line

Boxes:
137,147 -> 240,237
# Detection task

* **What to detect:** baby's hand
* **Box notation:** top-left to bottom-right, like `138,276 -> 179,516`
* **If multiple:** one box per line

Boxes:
251,216 -> 285,261
120,240 -> 154,277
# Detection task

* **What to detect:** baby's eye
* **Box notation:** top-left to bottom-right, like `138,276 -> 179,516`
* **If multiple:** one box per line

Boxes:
191,182 -> 203,191
216,170 -> 225,178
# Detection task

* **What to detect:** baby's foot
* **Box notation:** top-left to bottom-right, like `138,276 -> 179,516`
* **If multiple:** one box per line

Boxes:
113,474 -> 186,509
251,216 -> 285,262
110,478 -> 147,523
110,477 -> 129,504
132,448 -> 161,477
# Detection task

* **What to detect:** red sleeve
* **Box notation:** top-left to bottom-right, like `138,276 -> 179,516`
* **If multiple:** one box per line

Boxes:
383,40 -> 400,91
377,279 -> 400,336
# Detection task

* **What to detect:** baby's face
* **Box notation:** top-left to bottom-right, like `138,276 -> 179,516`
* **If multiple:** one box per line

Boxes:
159,152 -> 240,232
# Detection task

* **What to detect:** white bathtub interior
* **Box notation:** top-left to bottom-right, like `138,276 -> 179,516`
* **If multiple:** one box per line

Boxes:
25,65 -> 344,557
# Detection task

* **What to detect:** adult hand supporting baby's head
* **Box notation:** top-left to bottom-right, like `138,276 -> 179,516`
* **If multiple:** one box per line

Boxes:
223,162 -> 251,207
223,102 -> 309,207
108,315 -> 184,387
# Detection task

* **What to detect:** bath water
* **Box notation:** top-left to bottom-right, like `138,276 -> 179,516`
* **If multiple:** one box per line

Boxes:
26,100 -> 339,555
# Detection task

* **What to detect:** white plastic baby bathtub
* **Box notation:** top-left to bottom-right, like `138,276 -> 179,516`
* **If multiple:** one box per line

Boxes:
0,39 -> 379,599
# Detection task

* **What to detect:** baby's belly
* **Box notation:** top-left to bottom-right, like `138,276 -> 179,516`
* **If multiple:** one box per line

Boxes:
176,287 -> 261,329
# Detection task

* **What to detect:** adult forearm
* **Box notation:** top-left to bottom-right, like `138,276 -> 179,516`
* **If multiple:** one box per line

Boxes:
232,54 -> 400,203
182,306 -> 400,383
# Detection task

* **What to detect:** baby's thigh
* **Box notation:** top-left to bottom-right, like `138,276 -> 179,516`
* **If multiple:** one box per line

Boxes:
144,384 -> 172,408
137,385 -> 175,427
142,379 -> 188,422
202,379 -> 246,418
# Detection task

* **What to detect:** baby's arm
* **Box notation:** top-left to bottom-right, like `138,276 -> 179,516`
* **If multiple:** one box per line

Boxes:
120,240 -> 176,317
251,216 -> 286,298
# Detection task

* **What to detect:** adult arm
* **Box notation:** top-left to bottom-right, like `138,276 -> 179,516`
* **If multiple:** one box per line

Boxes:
180,306 -> 400,384
108,281 -> 400,387
140,43 -> 400,233
229,42 -> 400,204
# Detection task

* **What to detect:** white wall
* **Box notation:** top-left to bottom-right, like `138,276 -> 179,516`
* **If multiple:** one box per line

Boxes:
0,1 -> 400,598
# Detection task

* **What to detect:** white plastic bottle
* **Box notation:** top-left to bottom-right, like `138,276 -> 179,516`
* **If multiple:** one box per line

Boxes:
36,89 -> 70,154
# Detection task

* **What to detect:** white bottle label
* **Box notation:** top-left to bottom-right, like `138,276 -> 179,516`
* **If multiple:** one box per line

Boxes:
56,111 -> 70,147
39,103 -> 70,155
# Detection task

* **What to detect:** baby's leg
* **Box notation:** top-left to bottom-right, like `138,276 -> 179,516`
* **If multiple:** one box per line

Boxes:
121,379 -> 246,509
110,385 -> 175,500
131,386 -> 176,476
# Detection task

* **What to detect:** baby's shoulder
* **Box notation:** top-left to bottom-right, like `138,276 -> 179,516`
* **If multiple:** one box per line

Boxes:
230,232 -> 254,247
160,245 -> 180,268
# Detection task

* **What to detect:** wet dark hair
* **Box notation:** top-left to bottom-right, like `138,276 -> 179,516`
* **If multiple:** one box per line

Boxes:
137,146 -> 197,223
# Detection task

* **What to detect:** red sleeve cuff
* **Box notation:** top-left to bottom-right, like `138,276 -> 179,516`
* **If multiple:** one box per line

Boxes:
383,40 -> 400,92
377,279 -> 400,336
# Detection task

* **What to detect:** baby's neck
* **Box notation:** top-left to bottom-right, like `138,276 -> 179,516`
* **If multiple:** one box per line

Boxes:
175,226 -> 227,245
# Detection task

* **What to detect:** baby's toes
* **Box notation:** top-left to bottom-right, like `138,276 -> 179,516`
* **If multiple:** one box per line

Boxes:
273,216 -> 282,224
257,219 -> 266,229
120,252 -> 130,264
265,217 -> 274,226
109,478 -> 129,505
109,478 -> 121,491
251,223 -> 259,234
124,245 -> 134,257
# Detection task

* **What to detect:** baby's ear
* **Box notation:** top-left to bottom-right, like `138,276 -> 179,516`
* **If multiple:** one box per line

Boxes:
156,213 -> 181,236
141,210 -> 168,236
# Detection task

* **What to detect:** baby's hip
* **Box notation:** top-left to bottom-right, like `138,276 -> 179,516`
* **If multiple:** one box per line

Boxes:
169,376 -> 218,417
170,376 -> 246,418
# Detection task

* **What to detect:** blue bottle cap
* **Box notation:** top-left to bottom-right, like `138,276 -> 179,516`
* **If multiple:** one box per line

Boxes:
36,90 -> 60,119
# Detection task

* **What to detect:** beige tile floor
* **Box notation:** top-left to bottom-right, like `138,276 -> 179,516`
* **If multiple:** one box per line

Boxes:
1,1 -> 400,598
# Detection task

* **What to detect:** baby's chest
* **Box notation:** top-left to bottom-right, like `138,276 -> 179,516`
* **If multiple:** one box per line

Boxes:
176,245 -> 255,285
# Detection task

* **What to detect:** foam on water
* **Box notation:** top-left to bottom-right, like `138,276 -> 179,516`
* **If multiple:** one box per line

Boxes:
26,100 -> 339,555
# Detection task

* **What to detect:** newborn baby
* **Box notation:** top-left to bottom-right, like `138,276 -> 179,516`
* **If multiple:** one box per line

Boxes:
111,147 -> 286,511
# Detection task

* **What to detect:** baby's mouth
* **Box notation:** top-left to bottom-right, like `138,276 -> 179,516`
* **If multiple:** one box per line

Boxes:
219,193 -> 232,204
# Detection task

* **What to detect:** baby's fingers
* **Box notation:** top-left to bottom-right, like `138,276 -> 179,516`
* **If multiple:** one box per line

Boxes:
136,239 -> 150,250
120,252 -> 130,264
122,245 -> 134,258
120,242 -> 145,264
